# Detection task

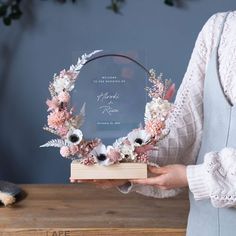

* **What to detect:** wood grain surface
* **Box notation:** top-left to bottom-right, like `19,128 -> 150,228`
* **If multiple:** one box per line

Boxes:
0,184 -> 189,236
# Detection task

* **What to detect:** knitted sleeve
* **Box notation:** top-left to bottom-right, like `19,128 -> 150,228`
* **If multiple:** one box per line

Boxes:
117,13 -> 219,198
187,148 -> 236,208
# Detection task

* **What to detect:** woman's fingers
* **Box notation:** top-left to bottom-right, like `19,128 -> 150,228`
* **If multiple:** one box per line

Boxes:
130,171 -> 169,187
130,176 -> 164,185
148,166 -> 166,175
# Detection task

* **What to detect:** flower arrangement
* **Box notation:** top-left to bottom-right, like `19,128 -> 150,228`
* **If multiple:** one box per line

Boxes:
40,50 -> 175,166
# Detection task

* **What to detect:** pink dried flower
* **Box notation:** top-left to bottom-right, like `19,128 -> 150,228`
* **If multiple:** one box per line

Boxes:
60,146 -> 71,157
69,145 -> 79,155
145,119 -> 165,136
146,72 -> 164,99
76,139 -> 101,157
146,70 -> 174,100
81,156 -> 96,165
149,81 -> 164,99
135,144 -> 157,155
57,126 -> 69,137
87,139 -> 101,150
136,153 -> 148,163
107,148 -> 121,163
46,97 -> 59,111
58,91 -> 70,103
47,110 -> 70,129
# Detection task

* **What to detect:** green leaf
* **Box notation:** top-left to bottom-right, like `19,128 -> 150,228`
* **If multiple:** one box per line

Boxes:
0,5 -> 7,17
106,0 -> 123,14
3,16 -> 11,26
10,11 -> 22,20
164,0 -> 174,6
112,3 -> 119,13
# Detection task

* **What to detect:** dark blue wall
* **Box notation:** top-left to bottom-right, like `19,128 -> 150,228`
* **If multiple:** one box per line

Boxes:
0,0 -> 235,183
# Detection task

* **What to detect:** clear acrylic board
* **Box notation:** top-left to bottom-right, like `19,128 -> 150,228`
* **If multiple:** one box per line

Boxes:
71,50 -> 148,145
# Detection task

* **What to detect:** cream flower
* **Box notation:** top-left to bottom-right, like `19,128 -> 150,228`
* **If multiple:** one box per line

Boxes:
127,129 -> 151,147
53,77 -> 74,94
145,97 -> 172,122
66,129 -> 83,145
112,137 -> 127,149
112,137 -> 137,162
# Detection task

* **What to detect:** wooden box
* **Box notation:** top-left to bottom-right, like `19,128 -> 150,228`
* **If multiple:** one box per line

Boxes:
70,160 -> 147,179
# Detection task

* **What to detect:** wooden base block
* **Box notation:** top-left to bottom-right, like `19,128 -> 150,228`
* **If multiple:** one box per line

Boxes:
70,161 -> 147,179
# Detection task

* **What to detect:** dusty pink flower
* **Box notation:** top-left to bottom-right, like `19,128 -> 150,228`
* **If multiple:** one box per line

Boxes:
145,119 -> 165,136
69,145 -> 79,155
60,146 -> 71,157
46,97 -> 59,111
81,156 -> 96,165
58,91 -> 70,103
47,110 -> 70,129
135,144 -> 157,155
76,139 -> 101,157
136,153 -> 148,163
107,148 -> 121,163
87,139 -> 101,150
57,126 -> 69,137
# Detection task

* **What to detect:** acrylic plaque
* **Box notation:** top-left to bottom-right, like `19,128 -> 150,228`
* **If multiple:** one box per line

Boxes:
71,50 -> 148,145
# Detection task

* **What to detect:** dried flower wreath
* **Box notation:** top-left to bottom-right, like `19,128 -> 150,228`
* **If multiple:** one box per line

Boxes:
40,50 -> 175,166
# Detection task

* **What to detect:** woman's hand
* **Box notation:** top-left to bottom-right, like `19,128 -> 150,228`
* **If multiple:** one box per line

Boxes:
130,164 -> 188,190
70,178 -> 129,189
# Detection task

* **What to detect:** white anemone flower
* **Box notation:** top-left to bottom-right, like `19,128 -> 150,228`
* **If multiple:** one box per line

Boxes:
66,129 -> 83,145
127,129 -> 151,147
53,77 -> 74,94
90,144 -> 114,166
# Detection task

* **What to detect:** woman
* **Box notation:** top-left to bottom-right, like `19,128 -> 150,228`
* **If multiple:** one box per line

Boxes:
74,11 -> 236,236
130,11 -> 236,235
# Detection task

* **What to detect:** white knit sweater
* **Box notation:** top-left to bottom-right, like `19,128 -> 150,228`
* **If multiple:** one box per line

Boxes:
119,11 -> 236,208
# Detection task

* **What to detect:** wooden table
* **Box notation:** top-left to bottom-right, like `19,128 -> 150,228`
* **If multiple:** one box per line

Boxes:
0,184 -> 189,236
